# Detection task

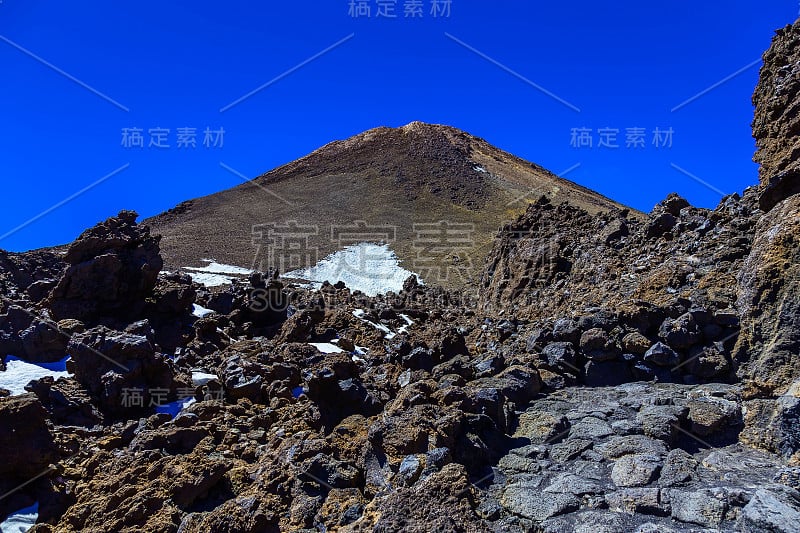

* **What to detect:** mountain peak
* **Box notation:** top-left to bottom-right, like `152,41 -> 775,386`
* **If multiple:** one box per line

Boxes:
147,123 -> 635,288
324,121 -> 472,155
398,120 -> 458,134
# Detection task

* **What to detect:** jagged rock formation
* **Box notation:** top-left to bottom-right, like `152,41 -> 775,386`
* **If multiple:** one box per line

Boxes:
753,19 -> 800,211
0,249 -> 64,303
66,326 -> 182,416
47,210 -> 163,323
480,191 -> 755,319
0,206 -> 793,532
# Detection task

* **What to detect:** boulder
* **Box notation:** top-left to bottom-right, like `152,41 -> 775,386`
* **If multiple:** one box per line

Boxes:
637,404 -> 688,443
740,387 -> 800,458
643,342 -> 680,367
622,331 -> 651,355
600,218 -> 629,244
48,211 -> 163,322
469,365 -> 541,405
67,326 -> 178,416
739,486 -> 800,532
610,453 -> 662,487
584,360 -> 631,387
0,394 -> 58,478
686,343 -> 732,379
687,396 -> 741,437
20,319 -> 69,363
502,483 -> 580,522
541,342 -> 578,369
661,193 -> 690,216
669,488 -> 728,528
0,394 -> 59,521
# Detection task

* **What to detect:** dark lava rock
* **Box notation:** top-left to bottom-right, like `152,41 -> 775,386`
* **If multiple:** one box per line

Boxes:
67,326 -> 178,416
20,319 -> 70,363
643,342 -> 681,367
48,211 -> 163,323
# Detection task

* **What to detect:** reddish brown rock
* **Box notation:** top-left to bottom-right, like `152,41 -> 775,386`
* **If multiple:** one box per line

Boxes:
753,20 -> 800,211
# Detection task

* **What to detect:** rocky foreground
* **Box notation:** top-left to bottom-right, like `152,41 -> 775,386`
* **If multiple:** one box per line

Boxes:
0,18 -> 799,533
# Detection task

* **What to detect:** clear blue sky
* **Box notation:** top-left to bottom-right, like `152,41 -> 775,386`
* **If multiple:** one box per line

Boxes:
1,1 -> 797,252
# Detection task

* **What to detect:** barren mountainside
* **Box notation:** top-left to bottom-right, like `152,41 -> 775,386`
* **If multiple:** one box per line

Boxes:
147,121 -> 636,288
0,19 -> 798,533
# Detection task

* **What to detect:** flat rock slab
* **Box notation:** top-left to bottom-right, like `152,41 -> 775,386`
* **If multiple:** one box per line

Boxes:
740,487 -> 800,533
611,453 -> 663,487
501,483 -> 580,522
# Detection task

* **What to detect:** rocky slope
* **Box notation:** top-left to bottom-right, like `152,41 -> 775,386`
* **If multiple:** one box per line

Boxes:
146,122 -> 636,289
0,19 -> 798,533
1,197 -> 797,532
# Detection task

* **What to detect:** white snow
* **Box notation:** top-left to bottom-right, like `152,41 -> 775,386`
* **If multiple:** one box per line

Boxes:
0,502 -> 38,532
283,243 -> 420,297
187,260 -> 253,275
308,342 -> 345,354
192,304 -> 215,318
191,371 -> 217,386
398,314 -> 415,335
185,272 -> 235,287
352,310 -> 396,340
473,165 -> 487,173
329,339 -> 369,362
184,260 -> 253,287
0,357 -> 70,396
155,397 -> 196,418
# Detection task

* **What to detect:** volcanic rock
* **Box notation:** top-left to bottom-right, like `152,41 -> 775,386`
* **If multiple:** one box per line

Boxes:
753,20 -> 800,211
48,210 -> 163,322
66,326 -> 178,416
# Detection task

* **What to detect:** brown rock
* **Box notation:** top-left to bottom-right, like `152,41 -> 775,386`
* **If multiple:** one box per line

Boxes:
734,195 -> 800,391
752,20 -> 800,211
47,210 -> 163,322
0,394 -> 58,478
623,331 -> 652,355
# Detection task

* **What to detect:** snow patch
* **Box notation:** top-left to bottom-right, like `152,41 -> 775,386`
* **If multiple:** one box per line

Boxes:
191,371 -> 217,386
0,502 -> 38,532
184,260 -> 253,287
192,304 -> 215,318
398,314 -> 415,335
351,346 -> 368,363
352,310 -> 396,340
185,272 -> 234,287
308,343 -> 345,354
473,165 -> 487,173
283,243 -> 420,297
188,260 -> 252,275
0,357 -> 70,396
